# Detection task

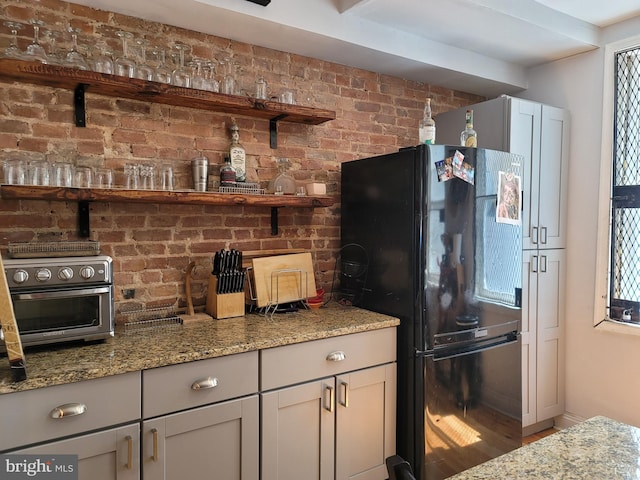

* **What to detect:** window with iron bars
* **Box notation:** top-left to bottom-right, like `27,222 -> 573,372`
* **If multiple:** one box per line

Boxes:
610,44 -> 640,319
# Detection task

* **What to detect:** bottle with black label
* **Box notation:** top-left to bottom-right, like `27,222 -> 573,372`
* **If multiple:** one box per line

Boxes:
229,122 -> 246,182
220,156 -> 236,186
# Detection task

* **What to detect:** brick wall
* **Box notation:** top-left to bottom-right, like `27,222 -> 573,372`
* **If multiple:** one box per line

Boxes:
0,0 -> 484,320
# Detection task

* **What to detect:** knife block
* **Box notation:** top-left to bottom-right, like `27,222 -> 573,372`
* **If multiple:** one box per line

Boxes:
206,276 -> 245,319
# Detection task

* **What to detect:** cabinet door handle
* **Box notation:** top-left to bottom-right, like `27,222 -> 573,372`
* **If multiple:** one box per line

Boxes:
540,255 -> 547,273
49,403 -> 87,419
531,255 -> 538,273
324,385 -> 334,413
540,226 -> 547,245
326,351 -> 346,362
191,376 -> 218,390
125,435 -> 133,470
531,226 -> 538,245
151,428 -> 159,462
339,381 -> 349,408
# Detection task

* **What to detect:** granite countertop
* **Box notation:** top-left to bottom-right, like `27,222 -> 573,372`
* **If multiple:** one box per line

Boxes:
0,302 -> 399,395
449,416 -> 640,480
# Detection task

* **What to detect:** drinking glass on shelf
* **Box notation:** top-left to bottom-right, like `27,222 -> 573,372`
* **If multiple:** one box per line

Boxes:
42,29 -> 63,65
171,43 -> 191,88
51,162 -> 74,187
190,58 -> 207,90
159,164 -> 174,191
139,163 -> 155,190
27,160 -> 51,186
92,40 -> 114,74
73,166 -> 93,188
203,61 -> 219,92
23,19 -> 48,63
151,47 -> 172,84
133,38 -> 153,81
63,27 -> 90,70
94,168 -> 114,188
124,163 -> 139,189
2,22 -> 24,59
220,57 -> 236,95
255,76 -> 268,100
114,31 -> 136,78
2,159 -> 26,185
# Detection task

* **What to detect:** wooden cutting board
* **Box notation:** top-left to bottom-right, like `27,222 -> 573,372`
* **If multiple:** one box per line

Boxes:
0,255 -> 27,381
251,253 -> 316,308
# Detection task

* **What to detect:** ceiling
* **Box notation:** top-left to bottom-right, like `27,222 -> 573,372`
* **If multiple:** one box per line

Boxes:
66,0 -> 640,97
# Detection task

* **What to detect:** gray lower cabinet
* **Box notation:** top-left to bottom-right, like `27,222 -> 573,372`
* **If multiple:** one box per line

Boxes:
14,423 -> 140,480
142,395 -> 259,480
260,328 -> 397,480
141,351 -> 260,480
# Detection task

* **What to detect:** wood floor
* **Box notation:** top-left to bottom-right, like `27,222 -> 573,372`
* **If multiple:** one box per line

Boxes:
522,427 -> 558,445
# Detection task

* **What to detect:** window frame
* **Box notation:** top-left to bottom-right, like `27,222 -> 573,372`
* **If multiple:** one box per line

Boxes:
594,33 -> 640,336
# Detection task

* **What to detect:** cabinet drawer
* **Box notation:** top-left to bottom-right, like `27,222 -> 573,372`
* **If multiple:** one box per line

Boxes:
261,328 -> 396,391
143,351 -> 258,418
0,372 -> 140,452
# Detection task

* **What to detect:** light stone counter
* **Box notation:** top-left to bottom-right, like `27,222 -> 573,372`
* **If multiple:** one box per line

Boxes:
0,302 -> 399,394
449,416 -> 640,480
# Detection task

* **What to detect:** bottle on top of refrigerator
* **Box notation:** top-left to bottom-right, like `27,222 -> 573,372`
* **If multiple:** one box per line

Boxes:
419,97 -> 436,145
460,109 -> 477,147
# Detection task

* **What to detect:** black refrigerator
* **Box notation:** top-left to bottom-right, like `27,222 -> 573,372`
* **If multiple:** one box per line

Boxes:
340,145 -> 523,480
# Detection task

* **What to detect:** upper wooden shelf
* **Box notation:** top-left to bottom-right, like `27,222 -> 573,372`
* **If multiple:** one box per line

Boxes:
0,184 -> 334,208
0,58 -> 336,126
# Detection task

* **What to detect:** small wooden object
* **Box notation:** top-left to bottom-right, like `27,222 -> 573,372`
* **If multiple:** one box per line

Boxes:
0,255 -> 27,381
179,262 -> 213,323
206,276 -> 245,319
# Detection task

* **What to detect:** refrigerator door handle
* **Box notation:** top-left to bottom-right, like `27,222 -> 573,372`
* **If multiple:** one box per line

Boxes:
416,332 -> 520,361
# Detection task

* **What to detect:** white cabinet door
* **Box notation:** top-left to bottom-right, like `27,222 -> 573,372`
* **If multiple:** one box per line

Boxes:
14,423 -> 140,480
522,249 -> 566,427
142,395 -> 259,480
335,364 -> 396,480
537,106 -> 570,250
535,249 -> 566,421
261,379 -> 336,480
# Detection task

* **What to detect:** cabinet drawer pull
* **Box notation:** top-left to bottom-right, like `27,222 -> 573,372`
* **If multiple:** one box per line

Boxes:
151,428 -> 159,462
125,435 -> 133,470
191,376 -> 218,390
49,403 -> 87,419
340,381 -> 349,408
324,385 -> 334,413
326,351 -> 346,362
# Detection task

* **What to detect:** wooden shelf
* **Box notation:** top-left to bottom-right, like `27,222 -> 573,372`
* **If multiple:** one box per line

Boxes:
0,184 -> 333,207
0,59 -> 335,124
0,185 -> 334,236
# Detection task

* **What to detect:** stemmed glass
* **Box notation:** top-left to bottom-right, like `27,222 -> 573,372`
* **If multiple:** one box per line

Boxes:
171,43 -> 191,88
133,38 -> 153,80
23,19 -> 48,63
92,40 -> 114,74
114,31 -> 136,78
151,47 -> 171,84
190,58 -> 206,90
63,27 -> 90,70
2,22 -> 24,59
42,30 -> 63,65
203,61 -> 219,92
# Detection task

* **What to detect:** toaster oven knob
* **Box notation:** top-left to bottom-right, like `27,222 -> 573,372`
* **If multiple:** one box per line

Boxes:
12,269 -> 29,284
80,266 -> 95,280
58,267 -> 74,281
36,268 -> 52,282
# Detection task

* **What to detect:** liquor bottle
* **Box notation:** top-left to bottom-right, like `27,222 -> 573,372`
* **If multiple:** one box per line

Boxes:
460,109 -> 478,147
419,97 -> 436,144
229,122 -> 246,182
220,156 -> 236,186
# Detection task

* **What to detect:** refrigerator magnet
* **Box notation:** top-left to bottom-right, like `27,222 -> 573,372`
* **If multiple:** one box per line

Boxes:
452,150 -> 475,185
496,171 -> 521,225
435,157 -> 454,182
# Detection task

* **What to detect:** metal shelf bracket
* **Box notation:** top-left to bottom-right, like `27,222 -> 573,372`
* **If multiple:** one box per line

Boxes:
78,201 -> 90,237
271,207 -> 279,235
269,114 -> 287,148
74,83 -> 88,127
